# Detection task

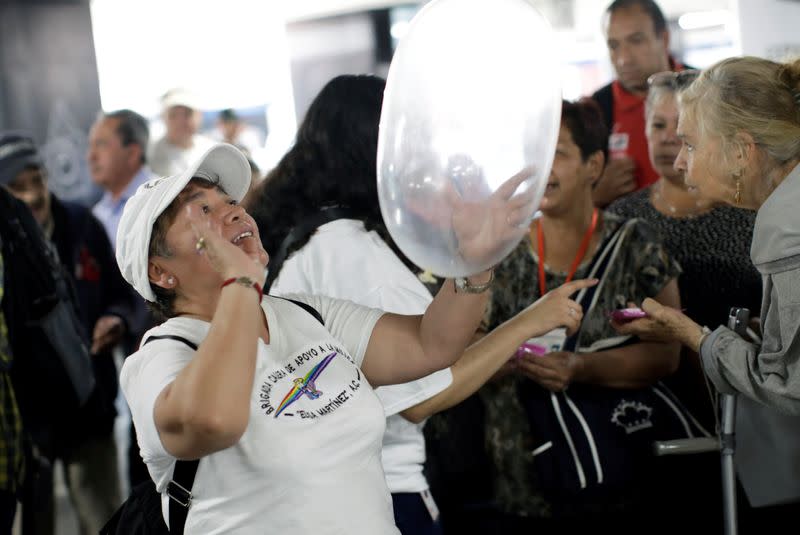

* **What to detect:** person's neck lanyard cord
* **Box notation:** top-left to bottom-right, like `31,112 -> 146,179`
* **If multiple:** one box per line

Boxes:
533,208 -> 599,296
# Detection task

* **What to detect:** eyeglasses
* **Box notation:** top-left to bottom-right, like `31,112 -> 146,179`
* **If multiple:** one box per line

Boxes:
647,69 -> 700,90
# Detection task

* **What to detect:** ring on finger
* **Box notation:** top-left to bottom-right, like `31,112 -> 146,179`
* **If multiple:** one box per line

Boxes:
195,237 -> 206,252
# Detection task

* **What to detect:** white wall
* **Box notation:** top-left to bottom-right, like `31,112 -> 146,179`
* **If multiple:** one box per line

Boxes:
733,0 -> 800,60
90,0 -> 297,170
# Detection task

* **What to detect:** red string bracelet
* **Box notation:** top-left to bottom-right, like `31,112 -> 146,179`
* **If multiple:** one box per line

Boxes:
220,276 -> 264,302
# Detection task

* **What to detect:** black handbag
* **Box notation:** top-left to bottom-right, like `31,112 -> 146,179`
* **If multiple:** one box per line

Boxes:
517,220 -> 710,499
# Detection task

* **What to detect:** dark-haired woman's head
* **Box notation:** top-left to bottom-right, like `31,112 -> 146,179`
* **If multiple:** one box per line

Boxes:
539,99 -> 607,215
246,75 -> 389,261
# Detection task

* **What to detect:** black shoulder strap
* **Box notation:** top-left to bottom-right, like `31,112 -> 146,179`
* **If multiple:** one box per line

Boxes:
271,296 -> 324,326
166,459 -> 200,534
562,219 -> 634,352
265,206 -> 360,292
142,335 -> 199,534
143,334 -> 198,351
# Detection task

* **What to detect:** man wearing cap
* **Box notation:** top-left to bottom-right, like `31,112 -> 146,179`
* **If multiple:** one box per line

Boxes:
148,88 -> 214,178
212,108 -> 265,156
0,133 -> 134,535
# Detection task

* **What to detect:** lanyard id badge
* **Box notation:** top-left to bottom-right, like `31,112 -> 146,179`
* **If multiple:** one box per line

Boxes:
517,328 -> 568,358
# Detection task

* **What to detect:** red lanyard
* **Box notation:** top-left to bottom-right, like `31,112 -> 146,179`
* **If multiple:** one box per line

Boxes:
533,208 -> 599,296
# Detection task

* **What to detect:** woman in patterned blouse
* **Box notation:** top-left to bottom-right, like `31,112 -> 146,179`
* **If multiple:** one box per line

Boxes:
478,99 -> 682,533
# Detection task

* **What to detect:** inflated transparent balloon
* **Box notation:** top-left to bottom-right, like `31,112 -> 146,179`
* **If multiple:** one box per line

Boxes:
377,0 -> 562,277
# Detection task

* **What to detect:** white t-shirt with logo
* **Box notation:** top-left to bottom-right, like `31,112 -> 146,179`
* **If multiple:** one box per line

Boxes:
120,294 -> 399,534
271,219 -> 452,493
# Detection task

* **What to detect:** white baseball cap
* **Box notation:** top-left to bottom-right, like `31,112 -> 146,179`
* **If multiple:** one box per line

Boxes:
116,143 -> 251,302
160,87 -> 203,111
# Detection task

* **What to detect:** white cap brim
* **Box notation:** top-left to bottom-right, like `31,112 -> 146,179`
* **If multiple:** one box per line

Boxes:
161,89 -> 203,111
116,143 -> 251,302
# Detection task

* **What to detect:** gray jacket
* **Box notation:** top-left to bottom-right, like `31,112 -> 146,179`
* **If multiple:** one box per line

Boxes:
701,163 -> 800,414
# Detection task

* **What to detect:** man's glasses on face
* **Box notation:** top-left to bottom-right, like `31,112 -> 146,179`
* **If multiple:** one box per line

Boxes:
647,69 -> 700,90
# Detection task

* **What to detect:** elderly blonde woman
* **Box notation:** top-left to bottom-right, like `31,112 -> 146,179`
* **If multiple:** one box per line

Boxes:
616,56 -> 800,414
608,68 -> 766,533
609,70 -> 761,336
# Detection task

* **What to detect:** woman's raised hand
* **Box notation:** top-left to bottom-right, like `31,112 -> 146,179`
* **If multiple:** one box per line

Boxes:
451,167 -> 536,264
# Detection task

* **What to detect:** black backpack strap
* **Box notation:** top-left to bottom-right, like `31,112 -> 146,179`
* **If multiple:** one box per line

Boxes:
143,335 -> 198,351
167,459 -> 200,534
142,335 -> 200,534
562,219 -> 634,352
271,296 -> 324,326
265,206 -> 359,292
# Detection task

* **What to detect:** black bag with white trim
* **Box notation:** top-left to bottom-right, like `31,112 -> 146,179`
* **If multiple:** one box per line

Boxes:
517,220 -> 708,501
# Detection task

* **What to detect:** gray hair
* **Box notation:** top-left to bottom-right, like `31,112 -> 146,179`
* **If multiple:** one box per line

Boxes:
99,109 -> 150,164
645,82 -> 676,121
680,56 -> 800,173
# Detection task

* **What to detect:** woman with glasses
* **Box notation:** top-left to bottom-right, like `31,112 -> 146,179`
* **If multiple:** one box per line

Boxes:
615,56 -> 800,414
608,69 -> 763,531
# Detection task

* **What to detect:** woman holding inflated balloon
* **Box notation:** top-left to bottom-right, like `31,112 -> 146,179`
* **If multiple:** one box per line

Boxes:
111,1 -> 576,532
478,99 -> 687,533
114,141 -> 537,534
608,69 -> 763,533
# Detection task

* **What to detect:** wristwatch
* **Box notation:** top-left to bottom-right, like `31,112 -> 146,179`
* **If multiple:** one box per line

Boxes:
454,271 -> 494,294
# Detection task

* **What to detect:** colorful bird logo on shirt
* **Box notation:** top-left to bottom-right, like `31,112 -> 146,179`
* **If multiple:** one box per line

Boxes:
274,352 -> 337,417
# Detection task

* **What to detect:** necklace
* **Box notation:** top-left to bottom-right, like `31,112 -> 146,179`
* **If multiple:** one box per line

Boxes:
532,208 -> 599,296
651,181 -> 708,218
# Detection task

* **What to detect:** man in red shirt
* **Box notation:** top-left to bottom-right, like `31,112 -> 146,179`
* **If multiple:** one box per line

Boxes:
591,0 -> 688,206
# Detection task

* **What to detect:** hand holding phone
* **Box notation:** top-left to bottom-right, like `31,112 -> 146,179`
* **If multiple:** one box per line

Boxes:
609,307 -> 648,323
516,341 -> 548,359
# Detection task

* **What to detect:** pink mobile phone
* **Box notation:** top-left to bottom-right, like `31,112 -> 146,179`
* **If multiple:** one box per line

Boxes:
610,307 -> 648,322
516,342 -> 548,359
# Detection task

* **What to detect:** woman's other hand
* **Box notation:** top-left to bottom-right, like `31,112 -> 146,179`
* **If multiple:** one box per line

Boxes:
518,351 -> 583,392
518,278 -> 597,337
